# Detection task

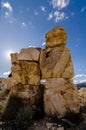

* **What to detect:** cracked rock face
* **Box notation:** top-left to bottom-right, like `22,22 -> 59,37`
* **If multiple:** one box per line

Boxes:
40,47 -> 74,79
45,26 -> 67,48
44,78 -> 81,117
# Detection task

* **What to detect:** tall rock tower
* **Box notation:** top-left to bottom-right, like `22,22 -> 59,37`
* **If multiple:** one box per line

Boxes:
40,26 -> 81,117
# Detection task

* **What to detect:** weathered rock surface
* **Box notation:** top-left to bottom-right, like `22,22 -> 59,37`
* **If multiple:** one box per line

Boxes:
44,78 -> 81,117
18,48 -> 40,62
45,26 -> 67,48
40,47 -> 74,79
10,52 -> 19,64
79,88 -> 86,106
11,61 -> 40,85
10,83 -> 43,105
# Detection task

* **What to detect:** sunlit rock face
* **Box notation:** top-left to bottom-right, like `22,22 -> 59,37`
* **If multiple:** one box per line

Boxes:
44,78 -> 81,118
10,53 -> 19,64
11,61 -> 40,85
45,26 -> 67,48
41,26 -> 80,117
18,48 -> 41,62
40,47 -> 74,79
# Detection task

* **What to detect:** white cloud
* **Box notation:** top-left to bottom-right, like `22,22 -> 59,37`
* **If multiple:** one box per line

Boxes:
28,45 -> 36,48
54,10 -> 66,22
81,6 -> 86,12
42,42 -> 46,46
5,11 -> 10,17
3,70 -> 10,76
48,12 -> 53,20
74,74 -> 86,78
47,10 -> 68,22
73,74 -> 86,84
21,22 -> 27,27
2,1 -> 13,17
51,0 -> 70,10
73,79 -> 86,84
2,1 -> 13,12
40,6 -> 46,12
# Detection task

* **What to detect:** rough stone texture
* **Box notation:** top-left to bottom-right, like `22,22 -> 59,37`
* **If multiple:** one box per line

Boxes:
18,48 -> 40,62
11,61 -> 40,85
45,26 -> 67,48
44,78 -> 81,117
10,53 -> 19,64
10,83 -> 44,105
40,47 -> 74,79
79,88 -> 86,106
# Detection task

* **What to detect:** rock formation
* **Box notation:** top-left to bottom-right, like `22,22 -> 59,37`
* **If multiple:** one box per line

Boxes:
0,26 -> 84,118
10,48 -> 42,105
41,27 -> 80,117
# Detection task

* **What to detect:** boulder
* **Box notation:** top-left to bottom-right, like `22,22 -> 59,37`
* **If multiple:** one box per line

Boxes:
40,47 -> 74,79
18,48 -> 40,62
44,78 -> 81,117
45,26 -> 67,48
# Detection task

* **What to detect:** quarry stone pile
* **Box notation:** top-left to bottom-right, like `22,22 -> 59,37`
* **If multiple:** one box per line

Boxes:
0,26 -> 84,117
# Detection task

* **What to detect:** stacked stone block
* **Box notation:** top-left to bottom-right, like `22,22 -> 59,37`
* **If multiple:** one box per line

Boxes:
40,26 -> 81,117
10,48 -> 42,105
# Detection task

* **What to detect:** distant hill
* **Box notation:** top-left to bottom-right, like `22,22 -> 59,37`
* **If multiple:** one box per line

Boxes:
77,82 -> 86,89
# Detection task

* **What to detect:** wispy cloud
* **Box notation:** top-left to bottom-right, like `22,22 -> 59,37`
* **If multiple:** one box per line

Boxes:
48,11 -> 68,22
51,0 -> 70,10
81,6 -> 86,13
3,70 -> 10,76
73,79 -> 86,84
47,0 -> 70,22
42,42 -> 46,46
48,12 -> 53,20
2,1 -> 13,17
2,1 -> 13,12
54,10 -> 67,22
40,6 -> 46,12
73,74 -> 86,84
21,22 -> 27,27
74,74 -> 86,78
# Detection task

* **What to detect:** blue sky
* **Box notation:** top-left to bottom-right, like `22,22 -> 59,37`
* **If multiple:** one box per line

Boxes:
0,0 -> 86,83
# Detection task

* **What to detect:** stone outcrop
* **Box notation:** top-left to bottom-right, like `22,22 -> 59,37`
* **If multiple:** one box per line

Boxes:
10,83 -> 43,105
41,26 -> 80,117
79,88 -> 86,106
45,26 -> 67,48
18,48 -> 40,62
10,48 -> 42,105
11,60 -> 40,85
40,47 -> 74,79
0,26 -> 84,118
44,78 -> 80,117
